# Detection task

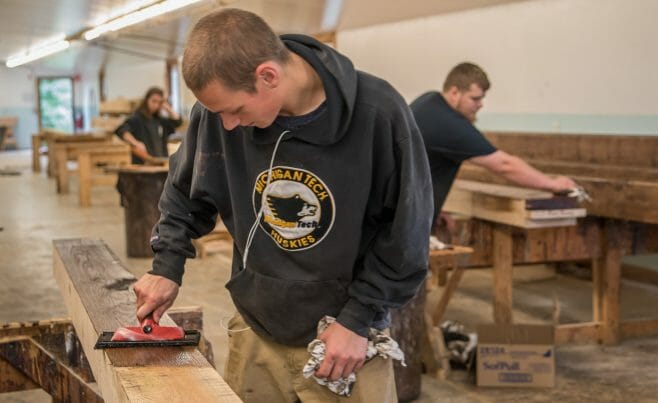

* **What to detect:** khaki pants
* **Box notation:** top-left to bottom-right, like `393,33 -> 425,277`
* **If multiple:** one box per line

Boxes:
224,314 -> 397,403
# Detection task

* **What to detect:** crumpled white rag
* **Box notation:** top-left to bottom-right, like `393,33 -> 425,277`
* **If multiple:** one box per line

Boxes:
302,315 -> 405,397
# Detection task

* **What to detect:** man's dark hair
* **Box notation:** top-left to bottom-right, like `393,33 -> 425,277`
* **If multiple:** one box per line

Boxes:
182,8 -> 291,93
443,62 -> 490,92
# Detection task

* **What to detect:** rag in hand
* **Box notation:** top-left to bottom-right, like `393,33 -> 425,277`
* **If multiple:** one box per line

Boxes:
302,316 -> 406,397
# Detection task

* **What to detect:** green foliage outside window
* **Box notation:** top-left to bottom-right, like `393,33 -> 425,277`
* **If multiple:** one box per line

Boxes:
39,78 -> 74,133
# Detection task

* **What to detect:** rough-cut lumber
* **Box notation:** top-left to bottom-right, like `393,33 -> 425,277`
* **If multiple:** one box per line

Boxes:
457,131 -> 658,224
619,318 -> 658,339
1,357 -> 39,393
0,336 -> 102,402
0,318 -> 95,384
555,322 -> 601,344
53,238 -> 241,403
459,163 -> 658,224
167,306 -> 215,368
444,180 -> 584,228
483,131 -> 658,168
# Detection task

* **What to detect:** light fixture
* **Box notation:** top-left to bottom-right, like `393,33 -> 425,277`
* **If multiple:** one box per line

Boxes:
6,36 -> 71,68
84,0 -> 204,40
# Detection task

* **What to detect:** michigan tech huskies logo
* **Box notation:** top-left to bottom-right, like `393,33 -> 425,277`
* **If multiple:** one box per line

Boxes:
253,166 -> 334,251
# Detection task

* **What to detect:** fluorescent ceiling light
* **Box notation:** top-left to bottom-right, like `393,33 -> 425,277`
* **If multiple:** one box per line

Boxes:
84,0 -> 203,40
321,0 -> 344,31
91,0 -> 158,26
6,38 -> 71,68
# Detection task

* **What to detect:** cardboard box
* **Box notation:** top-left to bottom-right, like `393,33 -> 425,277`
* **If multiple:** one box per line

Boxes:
477,324 -> 555,388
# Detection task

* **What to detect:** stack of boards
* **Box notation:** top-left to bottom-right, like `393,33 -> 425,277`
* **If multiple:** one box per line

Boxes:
443,180 -> 586,228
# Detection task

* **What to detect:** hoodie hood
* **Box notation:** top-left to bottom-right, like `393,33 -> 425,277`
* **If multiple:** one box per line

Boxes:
252,34 -> 357,146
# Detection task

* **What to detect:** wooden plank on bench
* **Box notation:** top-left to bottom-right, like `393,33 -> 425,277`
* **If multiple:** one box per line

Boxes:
443,180 -> 584,228
458,163 -> 658,224
53,238 -> 241,403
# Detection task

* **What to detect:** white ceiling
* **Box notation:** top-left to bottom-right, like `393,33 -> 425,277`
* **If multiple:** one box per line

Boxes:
0,0 -> 530,72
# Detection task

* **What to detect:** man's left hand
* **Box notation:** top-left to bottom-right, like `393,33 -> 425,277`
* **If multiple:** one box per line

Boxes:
315,321 -> 367,381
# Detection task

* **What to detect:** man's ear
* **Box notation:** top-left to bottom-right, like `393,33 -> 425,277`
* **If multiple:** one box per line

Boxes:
446,85 -> 461,97
255,62 -> 280,89
443,85 -> 462,106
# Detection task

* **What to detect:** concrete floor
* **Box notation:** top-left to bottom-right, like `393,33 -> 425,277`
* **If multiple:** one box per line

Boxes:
1,150 -> 658,403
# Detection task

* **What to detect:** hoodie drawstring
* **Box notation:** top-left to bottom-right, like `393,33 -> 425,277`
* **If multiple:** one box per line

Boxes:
242,130 -> 290,270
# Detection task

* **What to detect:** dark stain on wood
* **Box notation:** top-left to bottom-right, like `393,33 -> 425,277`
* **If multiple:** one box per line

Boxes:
105,277 -> 136,291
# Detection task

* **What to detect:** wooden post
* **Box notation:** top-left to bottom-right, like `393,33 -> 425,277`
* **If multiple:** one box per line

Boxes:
53,238 -> 241,402
116,166 -> 169,257
55,145 -> 69,193
78,152 -> 92,207
492,223 -> 514,323
32,134 -> 42,172
390,282 -> 426,402
431,262 -> 465,327
597,219 -> 622,345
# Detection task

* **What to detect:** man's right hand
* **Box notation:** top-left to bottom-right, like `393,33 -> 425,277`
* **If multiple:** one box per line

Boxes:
133,273 -> 179,323
550,175 -> 577,193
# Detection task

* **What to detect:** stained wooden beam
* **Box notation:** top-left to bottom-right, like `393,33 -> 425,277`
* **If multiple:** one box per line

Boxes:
492,224 -> 514,323
483,132 -> 658,169
0,336 -> 102,401
1,318 -> 95,384
0,357 -> 39,393
1,318 -> 73,338
53,238 -> 241,402
620,318 -> 658,339
555,322 -> 601,344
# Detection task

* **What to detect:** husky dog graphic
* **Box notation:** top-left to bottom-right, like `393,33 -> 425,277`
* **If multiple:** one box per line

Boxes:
264,194 -> 317,228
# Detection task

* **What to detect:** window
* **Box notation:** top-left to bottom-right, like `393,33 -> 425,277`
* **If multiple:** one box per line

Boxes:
38,77 -> 74,132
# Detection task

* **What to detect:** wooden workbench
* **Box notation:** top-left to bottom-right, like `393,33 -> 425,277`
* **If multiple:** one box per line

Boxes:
53,139 -> 131,206
451,131 -> 658,345
42,131 -> 109,177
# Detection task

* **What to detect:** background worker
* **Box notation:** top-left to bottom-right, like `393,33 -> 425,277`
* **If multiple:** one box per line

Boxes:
132,8 -> 432,402
411,62 -> 577,232
115,86 -> 182,164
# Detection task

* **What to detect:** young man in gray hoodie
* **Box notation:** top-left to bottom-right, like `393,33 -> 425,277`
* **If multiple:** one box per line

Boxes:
132,8 -> 432,402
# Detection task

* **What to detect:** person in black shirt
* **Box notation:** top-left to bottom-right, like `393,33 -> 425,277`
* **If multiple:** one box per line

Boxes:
411,62 -> 577,231
115,87 -> 182,164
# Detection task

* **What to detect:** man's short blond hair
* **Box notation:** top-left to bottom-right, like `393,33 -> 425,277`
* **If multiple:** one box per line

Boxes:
182,8 -> 291,93
443,62 -> 490,92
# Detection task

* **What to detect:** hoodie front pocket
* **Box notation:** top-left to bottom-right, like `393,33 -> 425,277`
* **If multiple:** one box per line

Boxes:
226,268 -> 348,346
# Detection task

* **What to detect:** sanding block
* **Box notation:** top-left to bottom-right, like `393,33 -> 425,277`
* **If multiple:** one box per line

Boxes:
94,317 -> 200,349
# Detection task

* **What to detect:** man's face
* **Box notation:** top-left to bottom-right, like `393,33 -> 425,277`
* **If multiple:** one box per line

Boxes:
453,83 -> 485,122
195,79 -> 281,131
